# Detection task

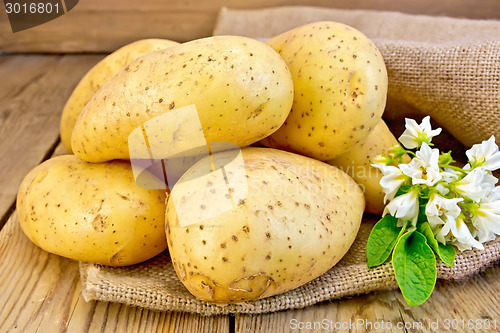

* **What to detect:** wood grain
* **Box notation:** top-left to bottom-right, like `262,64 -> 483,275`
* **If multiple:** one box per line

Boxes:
0,0 -> 499,53
0,55 -> 102,226
1,3 -> 499,329
0,213 -> 230,333
235,267 -> 500,333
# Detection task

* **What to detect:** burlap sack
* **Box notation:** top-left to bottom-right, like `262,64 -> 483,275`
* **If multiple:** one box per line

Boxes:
80,216 -> 500,315
80,7 -> 500,315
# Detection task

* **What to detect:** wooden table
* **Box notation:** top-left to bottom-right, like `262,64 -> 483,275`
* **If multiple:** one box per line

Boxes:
1,2 -> 499,332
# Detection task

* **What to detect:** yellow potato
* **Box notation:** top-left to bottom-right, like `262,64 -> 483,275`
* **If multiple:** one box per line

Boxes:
165,147 -> 364,303
17,155 -> 167,266
327,120 -> 403,215
60,38 -> 179,153
262,21 -> 388,160
71,36 -> 294,163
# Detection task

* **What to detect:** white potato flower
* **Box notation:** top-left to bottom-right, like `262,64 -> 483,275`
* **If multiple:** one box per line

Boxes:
399,116 -> 442,149
377,115 -> 500,254
440,167 -> 461,183
454,168 -> 498,202
451,218 -> 484,251
399,142 -> 442,186
435,183 -> 450,196
470,191 -> 500,243
384,190 -> 419,226
433,222 -> 452,245
425,193 -> 463,235
465,135 -> 500,171
489,186 -> 500,200
372,164 -> 408,203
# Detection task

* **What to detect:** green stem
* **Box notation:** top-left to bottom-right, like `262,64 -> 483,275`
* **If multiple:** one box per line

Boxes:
439,164 -> 464,173
406,150 -> 417,157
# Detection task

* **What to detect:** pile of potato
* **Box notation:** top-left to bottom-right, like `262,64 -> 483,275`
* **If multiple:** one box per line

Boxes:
17,21 -> 398,303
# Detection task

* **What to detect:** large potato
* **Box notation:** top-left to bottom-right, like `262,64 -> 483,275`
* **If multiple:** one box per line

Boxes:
71,36 -> 294,163
165,147 -> 364,303
17,155 -> 167,266
327,120 -> 402,215
60,39 -> 179,153
261,21 -> 388,160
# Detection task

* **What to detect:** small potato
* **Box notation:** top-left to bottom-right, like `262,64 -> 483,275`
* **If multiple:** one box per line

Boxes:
60,38 -> 179,153
71,36 -> 294,163
17,155 -> 167,266
262,21 -> 388,160
327,120 -> 402,215
165,147 -> 364,303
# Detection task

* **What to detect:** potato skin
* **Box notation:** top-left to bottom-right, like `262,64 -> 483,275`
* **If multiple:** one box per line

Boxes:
327,120 -> 400,215
165,147 -> 364,303
72,36 -> 294,163
262,21 -> 388,160
17,155 -> 167,266
60,39 -> 179,153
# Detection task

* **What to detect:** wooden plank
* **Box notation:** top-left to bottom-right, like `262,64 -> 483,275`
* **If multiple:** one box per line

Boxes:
0,55 -> 103,225
395,271 -> 500,332
0,213 -> 230,333
0,0 -> 499,53
235,266 -> 500,332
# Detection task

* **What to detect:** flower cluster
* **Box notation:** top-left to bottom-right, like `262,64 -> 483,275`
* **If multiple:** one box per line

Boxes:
373,116 -> 500,251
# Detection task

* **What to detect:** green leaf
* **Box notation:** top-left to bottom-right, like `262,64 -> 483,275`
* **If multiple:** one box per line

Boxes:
392,230 -> 437,306
366,216 -> 408,267
437,243 -> 456,267
417,222 -> 456,266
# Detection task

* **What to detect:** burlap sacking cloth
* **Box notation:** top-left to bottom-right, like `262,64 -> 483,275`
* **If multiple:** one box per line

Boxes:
80,7 -> 500,315
80,217 -> 500,315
